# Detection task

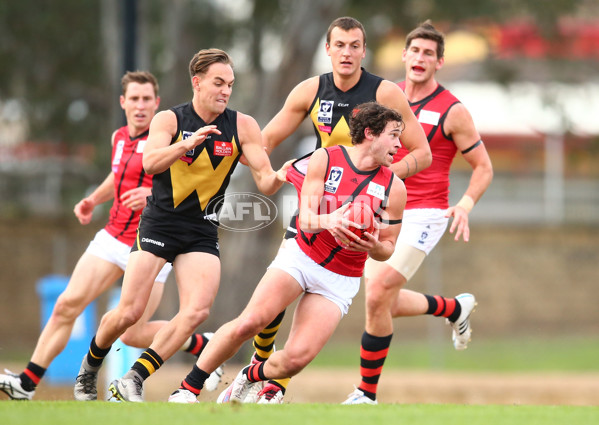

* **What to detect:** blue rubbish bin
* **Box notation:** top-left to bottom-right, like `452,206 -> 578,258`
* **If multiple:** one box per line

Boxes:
36,274 -> 96,385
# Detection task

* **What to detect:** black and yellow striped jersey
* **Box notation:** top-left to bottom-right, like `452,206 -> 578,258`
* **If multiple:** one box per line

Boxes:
308,68 -> 383,149
147,102 -> 241,219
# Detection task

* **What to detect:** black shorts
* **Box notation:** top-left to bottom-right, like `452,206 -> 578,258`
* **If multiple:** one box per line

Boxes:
131,211 -> 220,263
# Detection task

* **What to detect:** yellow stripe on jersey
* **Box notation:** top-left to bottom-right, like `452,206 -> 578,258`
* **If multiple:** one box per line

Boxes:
170,135 -> 240,209
309,98 -> 352,148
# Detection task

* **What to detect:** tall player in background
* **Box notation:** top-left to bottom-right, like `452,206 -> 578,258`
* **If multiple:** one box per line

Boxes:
342,20 -> 493,405
219,16 -> 429,404
0,71 -> 220,401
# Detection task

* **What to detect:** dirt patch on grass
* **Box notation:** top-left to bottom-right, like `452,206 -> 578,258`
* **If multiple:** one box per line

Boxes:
11,362 -> 598,406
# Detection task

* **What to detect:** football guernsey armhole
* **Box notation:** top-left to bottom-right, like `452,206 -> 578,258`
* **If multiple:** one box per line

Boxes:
307,75 -> 324,114
379,171 -> 394,209
375,172 -> 398,224
170,104 -> 187,145
440,101 -> 460,141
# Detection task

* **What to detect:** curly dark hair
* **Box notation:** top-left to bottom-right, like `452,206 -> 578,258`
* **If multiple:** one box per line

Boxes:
349,102 -> 404,145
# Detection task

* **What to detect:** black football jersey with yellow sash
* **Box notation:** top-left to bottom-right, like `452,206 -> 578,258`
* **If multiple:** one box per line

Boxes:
308,68 -> 383,149
146,102 -> 241,219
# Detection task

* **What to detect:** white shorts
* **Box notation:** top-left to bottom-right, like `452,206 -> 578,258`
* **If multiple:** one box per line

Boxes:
365,208 -> 448,281
86,229 -> 172,283
267,238 -> 360,316
397,208 -> 449,255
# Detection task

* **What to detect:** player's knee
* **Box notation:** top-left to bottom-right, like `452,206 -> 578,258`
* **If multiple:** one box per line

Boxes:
112,305 -> 145,330
365,284 -> 391,310
232,314 -> 267,341
180,306 -> 211,331
52,294 -> 85,323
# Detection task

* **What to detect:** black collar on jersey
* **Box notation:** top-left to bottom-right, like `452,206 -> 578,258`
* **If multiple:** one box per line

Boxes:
129,129 -> 149,141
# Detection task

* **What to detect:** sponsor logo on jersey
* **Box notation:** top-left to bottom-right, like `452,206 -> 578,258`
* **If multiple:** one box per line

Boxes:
324,166 -> 343,193
317,100 -> 334,124
179,131 -> 195,164
367,181 -> 385,201
418,109 -> 440,126
318,125 -> 332,134
214,141 -> 233,156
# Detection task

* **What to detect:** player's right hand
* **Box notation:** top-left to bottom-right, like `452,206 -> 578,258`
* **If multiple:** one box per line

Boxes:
74,198 -> 94,225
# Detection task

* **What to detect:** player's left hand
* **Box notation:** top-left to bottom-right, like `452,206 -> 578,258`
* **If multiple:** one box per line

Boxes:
345,229 -> 379,252
445,205 -> 470,242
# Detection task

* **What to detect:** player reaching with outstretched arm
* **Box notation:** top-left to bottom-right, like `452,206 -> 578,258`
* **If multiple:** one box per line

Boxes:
0,71 -> 221,401
167,102 -> 406,404
71,50 -> 289,403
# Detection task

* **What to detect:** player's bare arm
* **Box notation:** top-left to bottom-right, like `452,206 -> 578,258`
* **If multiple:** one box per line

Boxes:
239,112 -> 289,196
143,110 -> 220,175
262,77 -> 319,154
74,127 -> 120,223
298,148 -> 367,242
444,102 -> 493,241
74,172 -> 115,225
298,148 -> 351,234
377,80 -> 432,179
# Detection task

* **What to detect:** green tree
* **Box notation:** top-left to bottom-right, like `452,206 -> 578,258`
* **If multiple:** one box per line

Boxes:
0,1 -> 106,148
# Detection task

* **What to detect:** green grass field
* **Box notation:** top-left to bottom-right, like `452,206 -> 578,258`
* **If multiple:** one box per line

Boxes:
2,337 -> 598,424
2,401 -> 598,425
